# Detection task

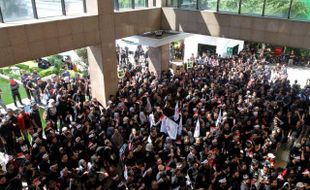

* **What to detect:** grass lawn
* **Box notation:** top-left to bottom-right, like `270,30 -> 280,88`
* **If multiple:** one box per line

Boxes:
0,78 -> 27,105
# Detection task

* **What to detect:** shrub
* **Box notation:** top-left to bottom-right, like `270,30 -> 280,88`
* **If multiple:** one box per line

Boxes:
15,64 -> 30,71
39,69 -> 54,78
29,67 -> 43,73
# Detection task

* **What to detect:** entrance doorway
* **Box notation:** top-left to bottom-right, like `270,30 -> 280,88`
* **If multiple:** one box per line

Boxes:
198,44 -> 216,56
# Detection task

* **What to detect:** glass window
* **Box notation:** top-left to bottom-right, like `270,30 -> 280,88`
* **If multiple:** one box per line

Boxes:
241,0 -> 263,15
180,0 -> 197,9
166,0 -> 178,7
219,0 -> 239,13
198,0 -> 217,10
264,0 -> 290,18
119,0 -> 132,9
135,0 -> 146,8
290,0 -> 310,20
36,0 -> 62,18
65,0 -> 84,15
0,0 -> 34,22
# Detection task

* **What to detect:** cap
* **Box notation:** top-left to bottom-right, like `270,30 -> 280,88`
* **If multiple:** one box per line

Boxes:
219,177 -> 227,183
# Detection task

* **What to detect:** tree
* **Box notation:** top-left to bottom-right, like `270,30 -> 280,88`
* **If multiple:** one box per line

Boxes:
76,48 -> 88,65
47,55 -> 64,76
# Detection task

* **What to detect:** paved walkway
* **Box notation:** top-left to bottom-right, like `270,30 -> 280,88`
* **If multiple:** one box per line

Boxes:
0,98 -> 46,114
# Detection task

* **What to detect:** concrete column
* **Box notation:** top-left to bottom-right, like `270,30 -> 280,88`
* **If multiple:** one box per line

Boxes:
87,0 -> 118,107
88,44 -> 118,107
148,44 -> 170,77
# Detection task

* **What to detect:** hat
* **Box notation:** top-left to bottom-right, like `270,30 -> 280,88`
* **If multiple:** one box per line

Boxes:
17,152 -> 25,159
42,153 -> 49,159
296,182 -> 305,188
267,153 -> 275,159
76,124 -> 83,130
302,169 -> 309,175
219,177 -> 227,183
145,143 -> 153,152
243,174 -> 249,180
32,177 -> 41,186
158,164 -> 165,171
0,168 -> 7,176
16,136 -> 23,142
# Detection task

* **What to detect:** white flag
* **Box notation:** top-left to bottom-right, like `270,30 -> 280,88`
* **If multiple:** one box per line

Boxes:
178,115 -> 182,135
149,113 -> 155,128
160,116 -> 178,140
194,119 -> 200,138
165,117 -> 178,140
216,109 -> 222,127
147,135 -> 152,144
124,165 -> 128,181
145,98 -> 152,113
174,101 -> 180,121
139,111 -> 147,124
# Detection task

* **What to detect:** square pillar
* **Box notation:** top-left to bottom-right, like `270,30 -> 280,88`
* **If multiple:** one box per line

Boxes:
88,45 -> 118,107
87,0 -> 118,107
148,44 -> 170,77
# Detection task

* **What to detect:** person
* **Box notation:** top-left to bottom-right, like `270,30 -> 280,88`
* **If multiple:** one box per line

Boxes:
21,71 -> 31,100
0,88 -> 7,111
17,107 -> 32,139
26,76 -> 41,105
9,77 -> 23,107
29,102 -> 42,130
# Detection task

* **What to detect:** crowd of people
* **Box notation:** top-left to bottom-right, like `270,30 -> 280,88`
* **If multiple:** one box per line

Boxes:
0,47 -> 309,190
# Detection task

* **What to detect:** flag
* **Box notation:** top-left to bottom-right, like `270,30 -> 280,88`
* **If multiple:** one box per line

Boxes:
160,116 -> 178,140
124,165 -> 128,181
20,130 -> 25,140
149,113 -> 155,128
194,119 -> 200,138
178,115 -> 182,135
139,111 -> 147,124
160,115 -> 168,133
147,136 -> 152,144
216,109 -> 222,127
42,124 -> 47,140
27,132 -> 33,146
145,98 -> 152,113
165,117 -> 178,140
174,101 -> 180,121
